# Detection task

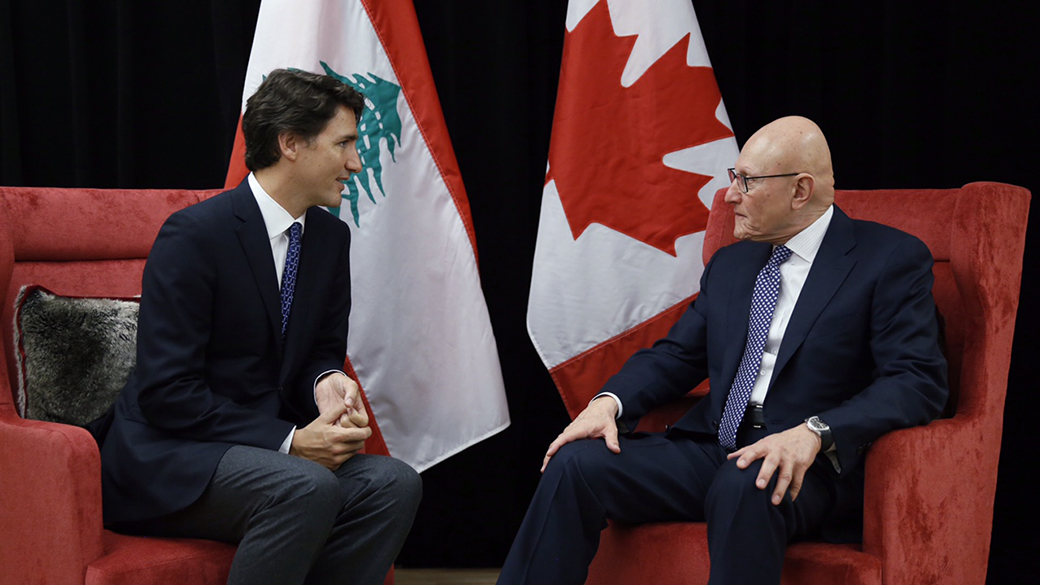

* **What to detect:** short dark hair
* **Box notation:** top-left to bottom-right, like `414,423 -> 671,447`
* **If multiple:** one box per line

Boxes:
242,69 -> 366,171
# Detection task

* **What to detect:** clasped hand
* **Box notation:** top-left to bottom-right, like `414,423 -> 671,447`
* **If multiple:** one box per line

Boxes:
290,373 -> 371,470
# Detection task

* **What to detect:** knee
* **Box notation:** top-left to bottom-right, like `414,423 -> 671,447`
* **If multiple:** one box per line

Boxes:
369,456 -> 423,511
542,440 -> 613,487
707,458 -> 773,503
389,458 -> 423,510
281,462 -> 343,516
705,459 -> 779,517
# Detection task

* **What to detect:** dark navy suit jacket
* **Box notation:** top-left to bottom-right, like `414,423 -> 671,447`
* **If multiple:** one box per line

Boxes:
100,182 -> 352,524
601,206 -> 948,539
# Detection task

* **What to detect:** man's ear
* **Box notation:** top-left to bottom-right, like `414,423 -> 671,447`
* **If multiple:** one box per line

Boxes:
791,173 -> 816,210
278,131 -> 300,162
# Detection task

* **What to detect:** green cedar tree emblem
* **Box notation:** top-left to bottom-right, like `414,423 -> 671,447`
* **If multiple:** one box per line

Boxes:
320,61 -> 402,226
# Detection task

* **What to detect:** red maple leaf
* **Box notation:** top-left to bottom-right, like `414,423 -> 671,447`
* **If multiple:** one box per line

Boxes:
548,2 -> 734,256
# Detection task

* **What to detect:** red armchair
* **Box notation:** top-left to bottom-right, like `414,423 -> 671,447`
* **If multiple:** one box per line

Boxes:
577,182 -> 1030,585
0,187 -> 393,585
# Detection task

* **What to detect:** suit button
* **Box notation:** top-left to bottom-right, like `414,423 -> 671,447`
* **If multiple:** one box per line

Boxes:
711,420 -> 719,430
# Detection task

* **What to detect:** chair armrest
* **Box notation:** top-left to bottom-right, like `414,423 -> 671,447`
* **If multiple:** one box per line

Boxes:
0,406 -> 106,583
862,416 -> 995,584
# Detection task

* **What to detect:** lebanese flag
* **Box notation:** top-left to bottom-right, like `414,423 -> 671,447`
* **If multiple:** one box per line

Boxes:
528,0 -> 739,417
226,0 -> 509,472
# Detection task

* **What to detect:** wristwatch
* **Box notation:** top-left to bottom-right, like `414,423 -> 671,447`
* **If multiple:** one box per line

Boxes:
805,416 -> 833,451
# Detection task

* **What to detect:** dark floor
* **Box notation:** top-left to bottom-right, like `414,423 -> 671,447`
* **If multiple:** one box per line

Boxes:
395,568 -> 500,585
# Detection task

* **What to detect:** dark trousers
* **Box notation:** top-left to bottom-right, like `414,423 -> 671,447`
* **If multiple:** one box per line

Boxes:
498,428 -> 836,585
116,446 -> 422,585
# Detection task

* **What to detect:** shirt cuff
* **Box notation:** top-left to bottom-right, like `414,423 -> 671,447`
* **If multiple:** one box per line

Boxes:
313,369 -> 347,403
592,392 -> 623,419
824,449 -> 841,473
280,427 -> 295,454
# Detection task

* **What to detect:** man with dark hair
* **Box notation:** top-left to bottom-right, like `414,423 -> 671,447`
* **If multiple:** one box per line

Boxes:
242,70 -> 365,171
99,68 -> 421,585
498,116 -> 947,585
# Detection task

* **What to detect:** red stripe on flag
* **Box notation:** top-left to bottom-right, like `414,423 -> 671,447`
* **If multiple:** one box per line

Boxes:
361,0 -> 479,262
225,114 -> 248,189
342,356 -> 391,457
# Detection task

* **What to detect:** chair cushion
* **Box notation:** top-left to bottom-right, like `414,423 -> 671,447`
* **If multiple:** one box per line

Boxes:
86,531 -> 235,585
590,522 -> 882,585
13,285 -> 138,425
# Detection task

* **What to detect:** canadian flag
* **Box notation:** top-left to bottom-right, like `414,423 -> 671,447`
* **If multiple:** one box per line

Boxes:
226,0 -> 509,472
528,0 -> 739,415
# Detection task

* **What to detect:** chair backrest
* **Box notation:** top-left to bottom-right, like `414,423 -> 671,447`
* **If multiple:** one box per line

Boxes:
0,187 -> 219,409
703,182 -> 1030,425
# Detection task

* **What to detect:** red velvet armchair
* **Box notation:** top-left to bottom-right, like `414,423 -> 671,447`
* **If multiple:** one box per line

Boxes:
578,182 -> 1030,585
0,187 -> 393,585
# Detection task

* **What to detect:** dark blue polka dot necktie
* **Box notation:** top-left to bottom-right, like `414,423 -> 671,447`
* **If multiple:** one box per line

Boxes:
280,222 -> 302,338
718,245 -> 793,451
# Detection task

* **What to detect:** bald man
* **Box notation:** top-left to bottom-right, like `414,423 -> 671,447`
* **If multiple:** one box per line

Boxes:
498,117 -> 948,585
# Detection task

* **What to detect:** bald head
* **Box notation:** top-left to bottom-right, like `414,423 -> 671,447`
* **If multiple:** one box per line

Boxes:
743,116 -> 835,206
726,116 -> 836,244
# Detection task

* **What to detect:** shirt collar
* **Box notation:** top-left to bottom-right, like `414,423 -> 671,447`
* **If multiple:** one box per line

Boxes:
248,173 -> 307,238
781,205 -> 834,263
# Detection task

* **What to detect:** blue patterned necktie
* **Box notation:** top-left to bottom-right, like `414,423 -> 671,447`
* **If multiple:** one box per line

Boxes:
280,222 -> 302,338
718,245 -> 793,450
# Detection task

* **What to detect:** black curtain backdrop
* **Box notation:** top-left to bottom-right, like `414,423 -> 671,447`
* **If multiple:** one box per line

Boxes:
2,1 -> 1036,582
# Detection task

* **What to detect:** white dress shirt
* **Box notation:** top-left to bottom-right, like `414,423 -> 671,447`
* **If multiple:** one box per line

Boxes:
248,173 -> 308,287
750,205 -> 833,405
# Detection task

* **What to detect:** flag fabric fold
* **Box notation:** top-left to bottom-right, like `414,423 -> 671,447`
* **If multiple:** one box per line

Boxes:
227,0 -> 509,472
528,0 -> 739,415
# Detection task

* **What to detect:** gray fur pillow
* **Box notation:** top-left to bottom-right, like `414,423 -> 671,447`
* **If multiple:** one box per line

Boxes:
13,286 -> 138,425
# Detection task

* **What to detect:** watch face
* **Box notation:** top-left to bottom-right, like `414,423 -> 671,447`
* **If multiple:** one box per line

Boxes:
807,417 -> 828,432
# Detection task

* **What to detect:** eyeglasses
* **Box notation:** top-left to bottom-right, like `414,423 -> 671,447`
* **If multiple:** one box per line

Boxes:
727,168 -> 803,194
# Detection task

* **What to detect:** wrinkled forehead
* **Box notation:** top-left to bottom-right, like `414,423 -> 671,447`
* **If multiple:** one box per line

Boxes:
736,133 -> 789,174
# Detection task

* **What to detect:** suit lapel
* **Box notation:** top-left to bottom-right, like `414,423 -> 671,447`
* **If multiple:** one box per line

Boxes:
771,207 -> 857,380
232,187 -> 284,353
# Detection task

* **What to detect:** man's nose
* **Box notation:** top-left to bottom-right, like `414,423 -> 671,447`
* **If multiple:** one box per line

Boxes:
346,148 -> 363,173
724,181 -> 741,204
